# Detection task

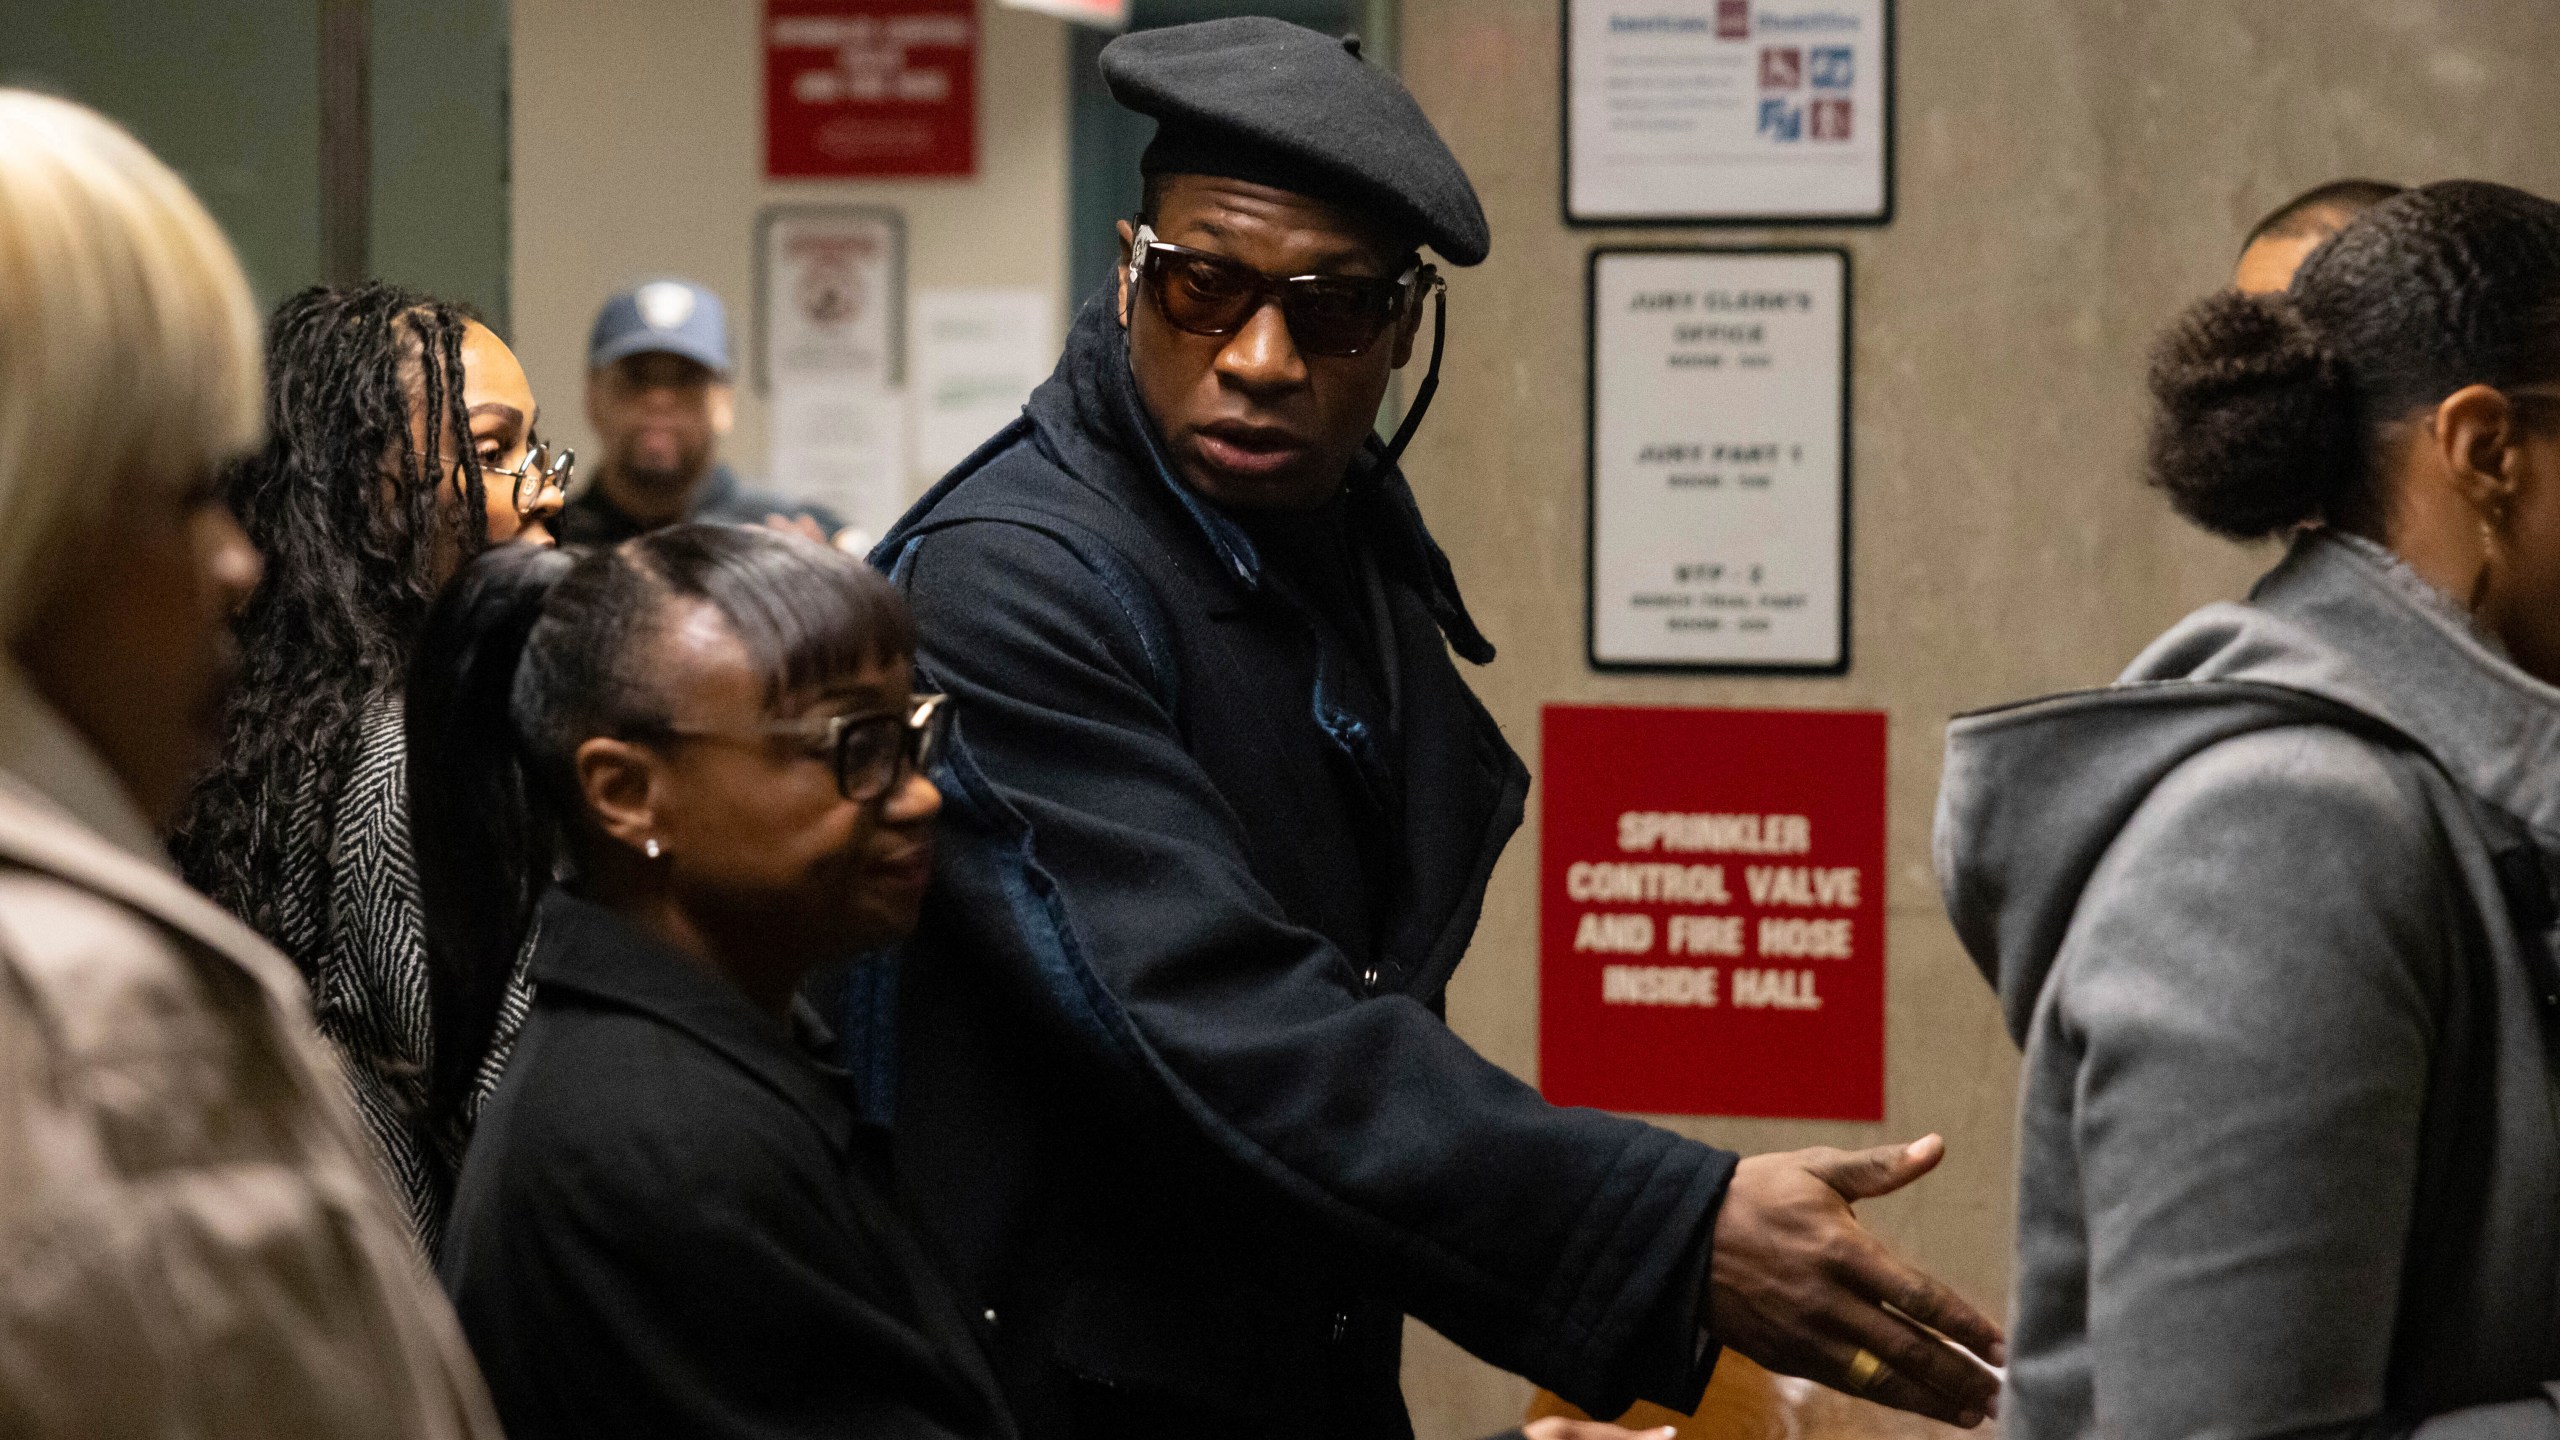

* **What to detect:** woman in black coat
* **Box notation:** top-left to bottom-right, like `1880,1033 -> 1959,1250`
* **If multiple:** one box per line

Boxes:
412,526 -> 1002,1440
410,526 -> 1700,1440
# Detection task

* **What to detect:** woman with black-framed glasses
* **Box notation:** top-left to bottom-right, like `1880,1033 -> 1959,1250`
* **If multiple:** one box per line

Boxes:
411,524 -> 1008,1440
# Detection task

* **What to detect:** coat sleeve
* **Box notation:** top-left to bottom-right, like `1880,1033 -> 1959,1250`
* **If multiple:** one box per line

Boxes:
900,520 -> 1733,1415
2053,726 -> 2560,1440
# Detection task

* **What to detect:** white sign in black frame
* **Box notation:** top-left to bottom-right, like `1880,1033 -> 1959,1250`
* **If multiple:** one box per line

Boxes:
751,203 -> 908,395
1561,0 -> 1895,228
1586,247 -> 1851,674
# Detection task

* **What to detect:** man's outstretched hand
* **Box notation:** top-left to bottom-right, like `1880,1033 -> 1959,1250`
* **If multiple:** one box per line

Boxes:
1708,1135 -> 2005,1428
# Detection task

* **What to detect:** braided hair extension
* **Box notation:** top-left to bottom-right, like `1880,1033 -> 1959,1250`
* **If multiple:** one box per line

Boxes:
170,283 -> 490,953
2149,180 -> 2560,540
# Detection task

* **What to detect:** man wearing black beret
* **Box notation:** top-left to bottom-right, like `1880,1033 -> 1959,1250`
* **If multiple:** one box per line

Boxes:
868,19 -> 2001,1440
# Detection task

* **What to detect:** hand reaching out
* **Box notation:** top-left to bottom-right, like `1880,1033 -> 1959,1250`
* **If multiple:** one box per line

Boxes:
759,513 -> 830,545
1708,1135 -> 2005,1428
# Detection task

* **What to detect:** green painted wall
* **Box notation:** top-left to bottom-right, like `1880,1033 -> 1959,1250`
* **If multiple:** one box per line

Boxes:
371,0 -> 511,328
6,0 -> 510,329
8,1 -> 325,308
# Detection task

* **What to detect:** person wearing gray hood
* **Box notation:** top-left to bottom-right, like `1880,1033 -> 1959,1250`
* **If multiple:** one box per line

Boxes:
1937,179 -> 2560,1440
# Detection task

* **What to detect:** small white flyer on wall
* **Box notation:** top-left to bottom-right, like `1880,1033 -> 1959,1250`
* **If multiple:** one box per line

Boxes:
1587,249 -> 1848,672
757,205 -> 909,537
911,288 -> 1054,478
1566,0 -> 1891,224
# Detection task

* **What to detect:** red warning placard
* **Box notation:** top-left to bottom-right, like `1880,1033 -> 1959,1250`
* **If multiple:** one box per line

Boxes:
766,0 -> 976,178
1539,704 -> 1885,1120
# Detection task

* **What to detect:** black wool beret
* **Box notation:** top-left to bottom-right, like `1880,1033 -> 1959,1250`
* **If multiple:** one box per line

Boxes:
1099,17 -> 1490,267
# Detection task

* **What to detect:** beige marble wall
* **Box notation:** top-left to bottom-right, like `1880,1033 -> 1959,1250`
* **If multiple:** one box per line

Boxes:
1389,3 -> 2560,1435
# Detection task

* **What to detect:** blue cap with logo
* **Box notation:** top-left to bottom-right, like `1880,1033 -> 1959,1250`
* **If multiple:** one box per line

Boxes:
589,278 -> 731,374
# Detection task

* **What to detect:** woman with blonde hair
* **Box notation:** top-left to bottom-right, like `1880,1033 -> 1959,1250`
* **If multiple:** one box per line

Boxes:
0,90 -> 499,1436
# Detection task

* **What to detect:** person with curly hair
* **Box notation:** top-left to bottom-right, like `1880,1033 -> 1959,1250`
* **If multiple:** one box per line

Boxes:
171,282 -> 568,1253
1939,180 -> 2560,1439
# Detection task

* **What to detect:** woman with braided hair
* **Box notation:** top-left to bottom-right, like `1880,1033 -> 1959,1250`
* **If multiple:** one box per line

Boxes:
1937,179 -> 2560,1438
171,282 -> 567,1252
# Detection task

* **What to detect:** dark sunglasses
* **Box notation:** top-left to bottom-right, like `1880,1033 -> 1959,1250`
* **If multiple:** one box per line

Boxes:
648,693 -> 950,804
1127,225 -> 1437,358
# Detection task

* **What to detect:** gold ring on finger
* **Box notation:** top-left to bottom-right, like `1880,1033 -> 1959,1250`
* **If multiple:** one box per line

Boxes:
1846,1347 -> 1890,1394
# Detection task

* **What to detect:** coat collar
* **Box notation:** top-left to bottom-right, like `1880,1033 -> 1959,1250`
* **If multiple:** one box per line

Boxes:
1008,285 -> 1497,664
0,661 -> 309,1002
528,889 -> 860,1155
0,659 -> 166,868
0,671 -> 380,1161
0,770 -> 317,1000
2253,528 -> 2560,843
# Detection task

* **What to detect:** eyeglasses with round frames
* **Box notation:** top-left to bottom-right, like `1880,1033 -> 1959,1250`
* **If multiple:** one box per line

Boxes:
483,439 -> 576,516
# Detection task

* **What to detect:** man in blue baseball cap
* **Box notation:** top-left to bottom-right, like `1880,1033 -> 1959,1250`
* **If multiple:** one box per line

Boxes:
558,277 -> 848,546
865,17 -> 1999,1440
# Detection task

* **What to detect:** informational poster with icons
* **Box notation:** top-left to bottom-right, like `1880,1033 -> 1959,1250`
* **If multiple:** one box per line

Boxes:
1587,248 -> 1848,672
1565,0 -> 1892,224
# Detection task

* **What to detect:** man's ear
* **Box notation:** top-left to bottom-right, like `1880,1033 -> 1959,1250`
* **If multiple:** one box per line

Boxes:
585,368 -> 612,436
1115,219 -> 1138,330
2434,383 -> 2526,520
576,736 -> 663,857
707,381 -> 738,440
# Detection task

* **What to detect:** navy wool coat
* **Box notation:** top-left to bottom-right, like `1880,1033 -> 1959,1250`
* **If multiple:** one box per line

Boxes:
863,293 -> 1737,1440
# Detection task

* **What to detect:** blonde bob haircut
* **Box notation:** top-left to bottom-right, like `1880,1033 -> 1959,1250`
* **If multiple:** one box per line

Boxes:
0,90 -> 263,640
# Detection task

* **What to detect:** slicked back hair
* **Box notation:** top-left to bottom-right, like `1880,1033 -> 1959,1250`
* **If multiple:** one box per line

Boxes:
2155,180 -> 2560,539
406,525 -> 916,1131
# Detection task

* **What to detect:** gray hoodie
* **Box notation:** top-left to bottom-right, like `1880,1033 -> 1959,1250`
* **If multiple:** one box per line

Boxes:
1936,531 -> 2560,1440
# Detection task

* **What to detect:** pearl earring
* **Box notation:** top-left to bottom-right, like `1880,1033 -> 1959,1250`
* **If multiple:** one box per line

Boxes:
644,838 -> 662,859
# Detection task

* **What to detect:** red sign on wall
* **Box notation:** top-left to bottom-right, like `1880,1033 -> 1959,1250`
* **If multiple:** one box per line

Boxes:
1539,705 -> 1886,1121
766,0 -> 976,178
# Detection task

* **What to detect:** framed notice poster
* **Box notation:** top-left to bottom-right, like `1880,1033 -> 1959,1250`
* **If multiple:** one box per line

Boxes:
756,205 -> 911,537
911,287 -> 1054,476
766,0 -> 977,178
1587,248 -> 1849,672
756,205 -> 905,394
1539,704 -> 1885,1122
1564,0 -> 1892,225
